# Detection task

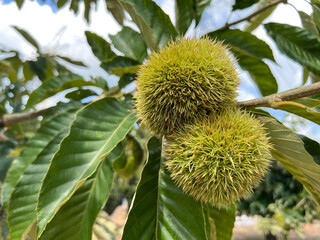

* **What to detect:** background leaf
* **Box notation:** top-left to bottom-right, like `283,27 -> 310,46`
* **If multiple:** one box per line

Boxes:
244,0 -> 279,32
109,26 -> 147,62
265,23 -> 320,75
25,73 -> 103,109
260,116 -> 320,206
106,0 -> 125,25
7,115 -> 77,240
39,153 -> 116,240
37,98 -> 138,237
122,137 -> 212,240
120,0 -> 178,50
235,52 -> 278,96
232,0 -> 259,11
175,0 -> 212,33
1,102 -> 81,209
208,29 -> 275,62
85,31 -> 116,62
12,26 -> 40,51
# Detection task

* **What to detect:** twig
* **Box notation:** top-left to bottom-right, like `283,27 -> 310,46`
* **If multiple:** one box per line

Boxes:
238,82 -> 320,108
216,0 -> 287,32
2,81 -> 320,127
0,87 -> 121,128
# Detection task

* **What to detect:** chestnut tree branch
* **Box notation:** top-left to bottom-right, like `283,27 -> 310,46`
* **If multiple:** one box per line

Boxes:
0,87 -> 121,128
216,0 -> 287,32
238,82 -> 320,108
2,82 -> 320,128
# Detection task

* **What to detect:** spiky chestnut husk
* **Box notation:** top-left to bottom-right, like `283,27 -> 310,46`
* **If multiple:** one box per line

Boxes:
134,37 -> 240,136
164,108 -> 272,205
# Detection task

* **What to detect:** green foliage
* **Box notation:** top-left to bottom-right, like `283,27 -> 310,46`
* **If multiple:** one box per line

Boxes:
36,98 -> 137,237
265,23 -> 320,75
165,108 -> 271,205
2,0 -> 320,239
261,116 -> 320,205
135,37 -> 240,136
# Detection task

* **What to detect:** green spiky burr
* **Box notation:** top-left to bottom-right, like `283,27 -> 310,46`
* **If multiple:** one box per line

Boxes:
134,37 -> 240,136
164,108 -> 272,205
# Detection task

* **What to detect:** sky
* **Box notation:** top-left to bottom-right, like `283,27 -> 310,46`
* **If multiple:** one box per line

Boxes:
0,0 -> 319,141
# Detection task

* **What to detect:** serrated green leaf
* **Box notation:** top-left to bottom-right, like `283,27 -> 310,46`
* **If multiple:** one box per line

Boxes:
260,116 -> 320,206
209,205 -> 236,240
208,28 -> 275,62
122,137 -> 212,240
265,23 -> 320,75
235,52 -> 278,96
106,0 -> 125,25
39,155 -> 115,240
37,98 -> 138,237
85,31 -> 116,62
7,107 -> 80,240
109,26 -> 147,62
175,0 -> 211,33
1,102 -> 81,209
26,73 -> 103,109
12,26 -> 40,51
101,56 -> 139,75
120,0 -> 178,50
232,0 -> 258,11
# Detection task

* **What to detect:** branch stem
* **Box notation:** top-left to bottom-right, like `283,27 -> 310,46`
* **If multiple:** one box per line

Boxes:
238,82 -> 320,108
216,0 -> 287,32
0,87 -> 120,128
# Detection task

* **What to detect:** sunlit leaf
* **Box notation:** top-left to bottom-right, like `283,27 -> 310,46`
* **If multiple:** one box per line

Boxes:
37,98 -> 138,237
1,102 -> 81,209
39,154 -> 116,240
8,126 -> 74,240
